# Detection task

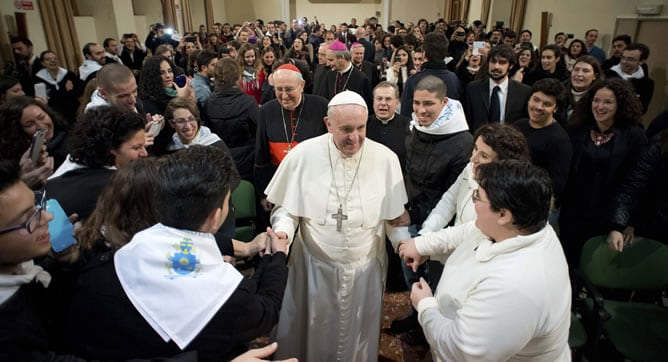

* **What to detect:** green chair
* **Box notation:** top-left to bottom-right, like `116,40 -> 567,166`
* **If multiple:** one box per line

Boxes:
230,180 -> 256,242
576,235 -> 668,361
569,312 -> 587,349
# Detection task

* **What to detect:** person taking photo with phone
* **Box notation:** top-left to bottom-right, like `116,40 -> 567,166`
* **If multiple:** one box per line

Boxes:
0,96 -> 70,188
138,55 -> 194,156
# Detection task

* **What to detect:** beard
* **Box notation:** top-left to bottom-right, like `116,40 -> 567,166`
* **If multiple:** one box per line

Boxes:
489,70 -> 507,81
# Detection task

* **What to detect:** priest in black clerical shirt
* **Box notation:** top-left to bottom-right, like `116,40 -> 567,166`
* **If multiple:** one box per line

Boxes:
366,82 -> 410,172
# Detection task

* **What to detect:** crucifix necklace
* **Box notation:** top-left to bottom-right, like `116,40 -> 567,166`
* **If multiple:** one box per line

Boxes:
281,98 -> 304,153
327,138 -> 363,232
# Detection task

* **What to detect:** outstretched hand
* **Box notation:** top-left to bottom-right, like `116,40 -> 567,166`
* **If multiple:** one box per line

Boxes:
231,342 -> 297,362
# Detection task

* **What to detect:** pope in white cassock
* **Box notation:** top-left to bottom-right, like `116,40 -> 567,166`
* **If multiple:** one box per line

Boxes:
266,90 -> 410,361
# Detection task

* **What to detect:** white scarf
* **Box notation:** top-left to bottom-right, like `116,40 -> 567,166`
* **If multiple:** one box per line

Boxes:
114,223 -> 243,349
411,98 -> 469,135
35,67 -> 68,90
167,126 -> 221,151
0,260 -> 51,304
611,64 -> 644,80
79,59 -> 102,81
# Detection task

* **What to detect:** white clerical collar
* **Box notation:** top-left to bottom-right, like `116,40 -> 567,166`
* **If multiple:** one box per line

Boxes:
114,223 -> 243,349
377,113 -> 396,125
339,62 -> 353,75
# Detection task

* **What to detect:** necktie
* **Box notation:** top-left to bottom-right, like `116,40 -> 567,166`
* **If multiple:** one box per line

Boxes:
489,85 -> 501,123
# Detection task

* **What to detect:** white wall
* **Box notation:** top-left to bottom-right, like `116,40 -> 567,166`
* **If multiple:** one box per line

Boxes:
295,0 -> 381,28
133,0 -> 163,40
73,16 -> 99,50
113,0 -> 138,38
468,0 -> 484,24
390,0 -> 444,25
78,0 -> 118,43
522,0 -> 638,52
190,0 -> 207,30
0,1 -> 48,53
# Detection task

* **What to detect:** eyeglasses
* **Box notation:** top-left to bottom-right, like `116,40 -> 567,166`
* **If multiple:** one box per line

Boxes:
471,189 -> 489,203
0,191 -> 47,235
172,116 -> 198,127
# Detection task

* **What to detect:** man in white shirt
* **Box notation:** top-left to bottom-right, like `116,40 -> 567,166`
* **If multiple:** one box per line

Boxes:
267,91 -> 409,361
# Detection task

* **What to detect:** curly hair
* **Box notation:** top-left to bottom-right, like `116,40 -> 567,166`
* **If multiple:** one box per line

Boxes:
68,105 -> 145,168
567,39 -> 587,58
571,78 -> 642,128
138,55 -> 175,104
77,157 -> 160,250
474,123 -> 530,162
0,96 -> 63,162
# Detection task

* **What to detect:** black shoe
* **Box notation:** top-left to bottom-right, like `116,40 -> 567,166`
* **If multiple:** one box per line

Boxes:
390,314 -> 419,334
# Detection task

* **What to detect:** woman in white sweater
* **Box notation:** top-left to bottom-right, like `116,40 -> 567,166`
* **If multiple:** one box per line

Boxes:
400,160 -> 571,361
420,123 -> 530,234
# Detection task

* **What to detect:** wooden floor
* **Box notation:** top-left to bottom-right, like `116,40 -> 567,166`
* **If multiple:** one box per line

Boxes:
378,291 -> 433,362
249,289 -> 433,361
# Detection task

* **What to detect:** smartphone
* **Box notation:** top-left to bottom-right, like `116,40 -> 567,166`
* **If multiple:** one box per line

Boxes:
34,83 -> 48,99
185,36 -> 197,43
473,41 -> 485,56
30,129 -> 47,164
175,74 -> 187,87
46,199 -> 75,253
394,55 -> 401,62
148,121 -> 162,137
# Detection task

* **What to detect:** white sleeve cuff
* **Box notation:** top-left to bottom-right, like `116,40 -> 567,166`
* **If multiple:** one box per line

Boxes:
417,297 -> 438,314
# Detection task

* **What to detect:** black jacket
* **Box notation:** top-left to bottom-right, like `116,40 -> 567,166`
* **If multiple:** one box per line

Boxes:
206,88 -> 259,180
611,134 -> 668,242
405,128 -> 473,225
400,62 -> 462,117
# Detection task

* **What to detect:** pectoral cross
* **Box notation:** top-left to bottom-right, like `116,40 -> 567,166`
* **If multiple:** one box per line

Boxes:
331,205 -> 348,232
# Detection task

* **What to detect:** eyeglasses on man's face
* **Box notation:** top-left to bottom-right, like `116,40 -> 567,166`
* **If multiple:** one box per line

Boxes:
0,191 -> 47,235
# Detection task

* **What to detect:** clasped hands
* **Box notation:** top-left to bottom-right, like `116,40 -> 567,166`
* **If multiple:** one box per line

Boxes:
250,227 -> 289,257
398,238 -> 434,308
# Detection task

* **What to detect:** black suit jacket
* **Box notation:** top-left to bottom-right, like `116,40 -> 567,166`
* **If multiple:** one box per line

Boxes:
317,66 -> 372,109
464,77 -> 531,132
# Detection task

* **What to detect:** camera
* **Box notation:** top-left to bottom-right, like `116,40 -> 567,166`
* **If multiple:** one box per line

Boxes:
394,55 -> 401,62
164,27 -> 174,36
